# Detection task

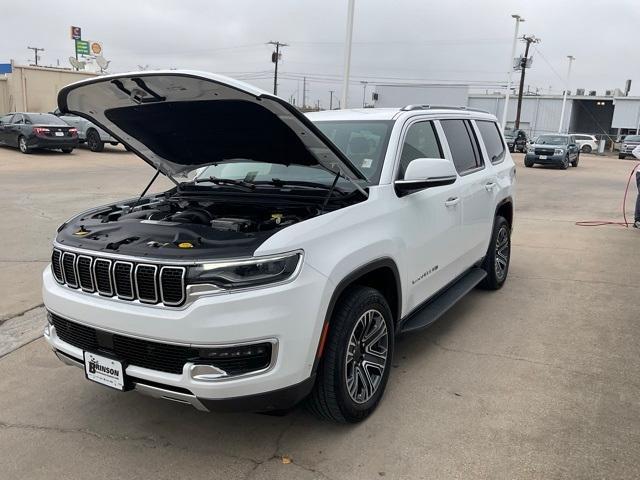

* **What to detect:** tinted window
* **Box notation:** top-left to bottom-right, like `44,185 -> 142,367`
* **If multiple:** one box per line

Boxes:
537,135 -> 569,146
476,120 -> 506,164
398,121 -> 442,178
440,119 -> 484,174
24,113 -> 67,125
625,135 -> 640,142
314,121 -> 393,183
12,114 -> 23,124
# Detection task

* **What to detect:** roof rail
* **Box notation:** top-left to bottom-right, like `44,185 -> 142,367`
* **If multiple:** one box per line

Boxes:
400,104 -> 489,114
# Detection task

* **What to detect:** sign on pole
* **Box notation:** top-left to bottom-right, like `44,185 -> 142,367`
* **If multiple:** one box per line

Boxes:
70,26 -> 81,40
75,40 -> 90,56
89,41 -> 103,56
0,63 -> 12,74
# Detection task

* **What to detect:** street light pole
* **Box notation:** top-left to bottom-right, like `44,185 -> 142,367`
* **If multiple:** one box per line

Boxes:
341,0 -> 355,109
501,14 -> 524,130
558,55 -> 575,133
361,81 -> 368,107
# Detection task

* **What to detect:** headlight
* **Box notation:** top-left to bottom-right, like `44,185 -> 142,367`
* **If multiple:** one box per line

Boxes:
554,148 -> 564,155
186,252 -> 302,290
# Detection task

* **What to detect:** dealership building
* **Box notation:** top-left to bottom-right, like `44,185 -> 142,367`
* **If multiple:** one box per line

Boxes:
372,83 -> 640,139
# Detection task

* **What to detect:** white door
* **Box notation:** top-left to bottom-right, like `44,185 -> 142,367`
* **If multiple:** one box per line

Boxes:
394,119 -> 462,312
439,119 -> 496,271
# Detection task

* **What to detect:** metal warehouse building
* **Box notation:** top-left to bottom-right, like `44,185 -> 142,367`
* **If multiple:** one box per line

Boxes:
373,83 -> 639,139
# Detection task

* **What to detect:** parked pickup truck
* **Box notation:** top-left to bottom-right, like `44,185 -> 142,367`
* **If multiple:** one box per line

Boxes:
52,108 -> 119,152
43,71 -> 515,423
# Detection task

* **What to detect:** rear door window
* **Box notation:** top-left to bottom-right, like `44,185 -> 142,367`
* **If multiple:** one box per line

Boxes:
440,119 -> 484,174
476,120 -> 506,164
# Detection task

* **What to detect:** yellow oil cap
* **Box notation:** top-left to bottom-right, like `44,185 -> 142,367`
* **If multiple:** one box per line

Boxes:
177,242 -> 194,249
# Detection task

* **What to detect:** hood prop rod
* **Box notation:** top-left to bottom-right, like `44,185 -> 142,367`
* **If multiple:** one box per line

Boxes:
133,165 -> 162,209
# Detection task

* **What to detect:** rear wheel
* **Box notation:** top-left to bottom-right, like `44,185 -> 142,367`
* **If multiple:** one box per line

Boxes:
18,136 -> 30,154
307,286 -> 394,423
479,216 -> 511,290
581,144 -> 592,153
87,130 -> 104,152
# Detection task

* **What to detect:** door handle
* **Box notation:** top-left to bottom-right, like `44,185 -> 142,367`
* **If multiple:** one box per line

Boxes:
445,197 -> 460,207
485,182 -> 497,192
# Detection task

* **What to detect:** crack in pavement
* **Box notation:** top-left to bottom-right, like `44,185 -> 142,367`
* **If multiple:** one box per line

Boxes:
0,304 -> 44,325
430,339 -> 640,390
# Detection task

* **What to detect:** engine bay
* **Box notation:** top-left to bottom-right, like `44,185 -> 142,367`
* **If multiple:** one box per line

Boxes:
55,190 -> 337,259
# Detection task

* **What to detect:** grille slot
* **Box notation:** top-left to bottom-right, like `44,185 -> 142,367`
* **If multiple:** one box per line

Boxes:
93,258 -> 113,296
160,267 -> 186,306
62,252 -> 78,288
77,255 -> 94,292
49,314 -> 273,376
52,248 -> 187,307
51,249 -> 63,283
135,264 -> 158,304
114,261 -> 134,300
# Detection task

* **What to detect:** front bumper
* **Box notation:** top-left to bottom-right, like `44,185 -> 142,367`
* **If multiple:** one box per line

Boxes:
42,262 -> 331,410
525,153 -> 565,165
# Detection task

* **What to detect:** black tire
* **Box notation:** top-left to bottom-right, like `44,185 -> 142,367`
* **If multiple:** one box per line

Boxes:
581,145 -> 592,153
61,148 -> 74,154
86,129 -> 104,152
571,154 -> 579,167
18,136 -> 30,154
561,154 -> 570,169
619,154 -> 626,160
479,216 -> 511,290
524,158 -> 534,168
307,286 -> 394,423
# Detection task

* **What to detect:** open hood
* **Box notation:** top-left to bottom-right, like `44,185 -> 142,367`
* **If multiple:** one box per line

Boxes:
57,70 -> 366,181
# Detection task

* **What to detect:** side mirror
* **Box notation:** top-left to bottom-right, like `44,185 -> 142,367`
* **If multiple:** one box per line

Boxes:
394,158 -> 457,197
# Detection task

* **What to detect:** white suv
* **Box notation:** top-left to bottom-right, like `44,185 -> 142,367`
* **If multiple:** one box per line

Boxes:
43,71 -> 515,423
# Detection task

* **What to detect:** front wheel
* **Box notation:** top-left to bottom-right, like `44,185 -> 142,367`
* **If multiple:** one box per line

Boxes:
561,155 -> 570,169
479,215 -> 511,290
61,148 -> 74,154
18,136 -> 30,154
307,286 -> 394,423
524,157 -> 534,167
619,154 -> 626,160
571,154 -> 579,167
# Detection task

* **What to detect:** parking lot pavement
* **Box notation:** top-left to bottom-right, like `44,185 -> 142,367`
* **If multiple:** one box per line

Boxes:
1,148 -> 639,479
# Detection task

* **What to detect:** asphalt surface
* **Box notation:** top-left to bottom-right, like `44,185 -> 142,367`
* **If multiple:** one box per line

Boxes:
0,145 -> 639,479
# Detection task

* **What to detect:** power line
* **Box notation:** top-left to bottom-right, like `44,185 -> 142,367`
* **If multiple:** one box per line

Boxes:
515,35 -> 541,129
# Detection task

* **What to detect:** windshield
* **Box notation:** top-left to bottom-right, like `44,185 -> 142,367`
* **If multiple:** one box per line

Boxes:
624,135 -> 640,142
25,113 -> 67,125
196,161 -> 346,187
536,135 -> 569,145
313,121 -> 393,183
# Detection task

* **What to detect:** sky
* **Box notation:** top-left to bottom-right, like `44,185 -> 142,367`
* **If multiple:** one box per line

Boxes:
3,0 -> 640,108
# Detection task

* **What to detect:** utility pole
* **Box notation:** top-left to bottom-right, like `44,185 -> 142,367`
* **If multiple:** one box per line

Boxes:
361,81 -> 368,107
329,90 -> 334,110
341,0 -> 355,108
27,46 -> 44,66
514,35 -> 540,129
302,77 -> 307,110
558,55 -> 575,133
501,14 -> 524,129
268,41 -> 288,96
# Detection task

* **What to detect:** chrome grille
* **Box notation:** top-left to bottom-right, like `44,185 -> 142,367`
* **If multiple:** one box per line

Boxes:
62,252 -> 78,288
77,255 -> 94,292
51,248 -> 186,306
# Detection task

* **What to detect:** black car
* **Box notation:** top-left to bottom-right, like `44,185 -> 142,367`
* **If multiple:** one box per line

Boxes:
524,134 -> 580,169
504,128 -> 528,153
0,112 -> 79,154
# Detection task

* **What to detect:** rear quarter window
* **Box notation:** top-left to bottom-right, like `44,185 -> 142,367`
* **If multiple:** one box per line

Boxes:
440,119 -> 484,174
476,120 -> 506,164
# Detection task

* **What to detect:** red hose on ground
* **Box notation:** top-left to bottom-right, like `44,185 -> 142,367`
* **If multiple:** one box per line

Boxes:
575,162 -> 639,227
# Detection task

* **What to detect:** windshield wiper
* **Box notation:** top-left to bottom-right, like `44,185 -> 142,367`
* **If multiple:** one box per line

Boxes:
191,176 -> 256,191
263,178 -> 343,191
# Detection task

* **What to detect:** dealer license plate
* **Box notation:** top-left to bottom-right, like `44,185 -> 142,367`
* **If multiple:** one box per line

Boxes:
539,155 -> 547,159
55,131 -> 64,136
84,351 -> 125,390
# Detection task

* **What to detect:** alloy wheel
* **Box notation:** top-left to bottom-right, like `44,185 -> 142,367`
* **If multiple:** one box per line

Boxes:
344,309 -> 389,404
494,225 -> 510,281
19,137 -> 27,153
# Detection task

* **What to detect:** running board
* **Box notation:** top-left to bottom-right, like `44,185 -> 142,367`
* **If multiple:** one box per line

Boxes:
399,268 -> 487,334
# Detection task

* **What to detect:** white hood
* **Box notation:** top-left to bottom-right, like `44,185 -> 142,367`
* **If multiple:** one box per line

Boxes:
57,70 -> 365,181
